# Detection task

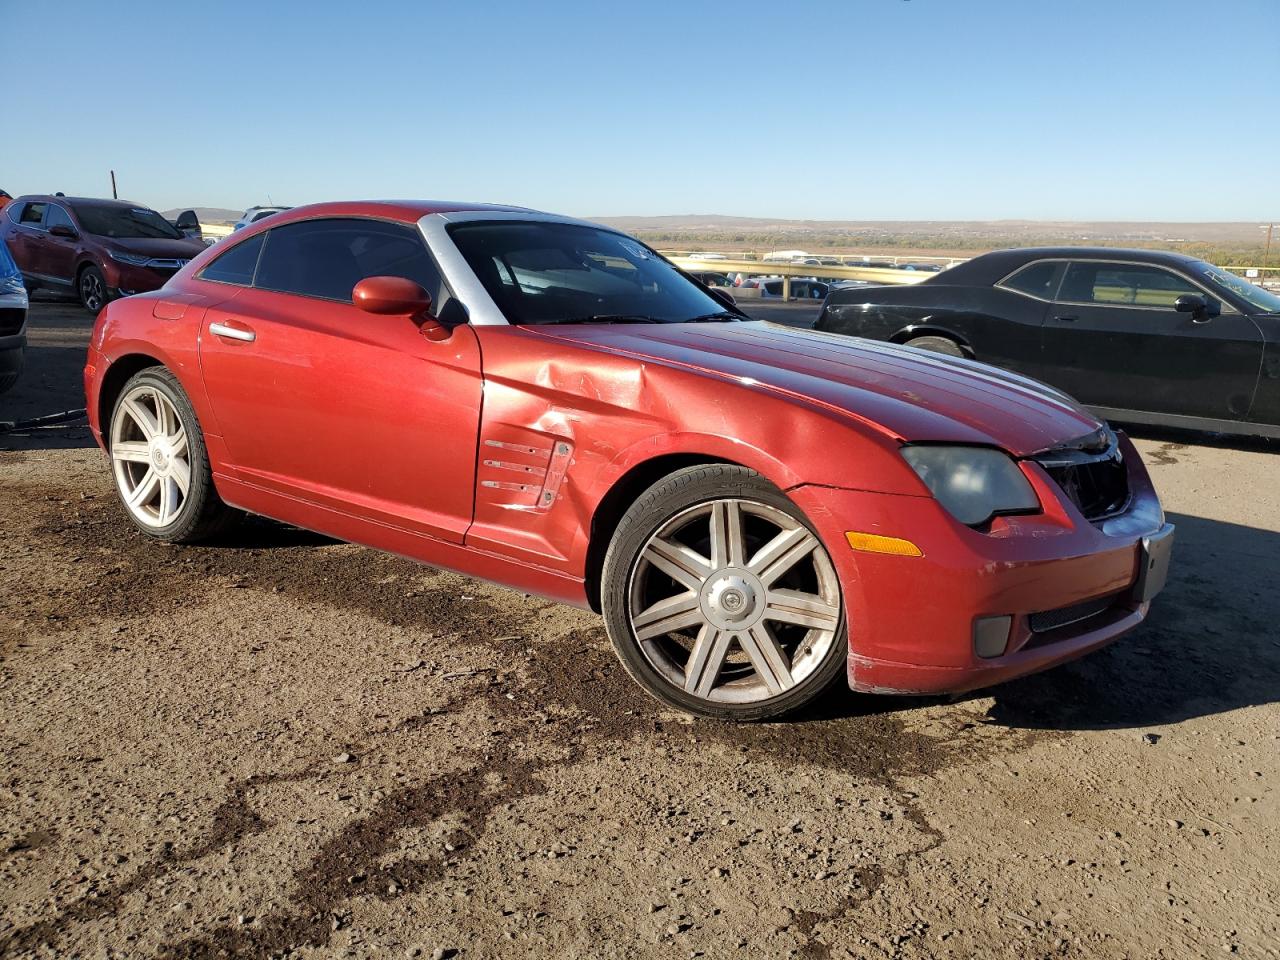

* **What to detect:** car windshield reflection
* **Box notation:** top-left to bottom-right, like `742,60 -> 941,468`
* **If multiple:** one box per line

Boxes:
448,220 -> 742,325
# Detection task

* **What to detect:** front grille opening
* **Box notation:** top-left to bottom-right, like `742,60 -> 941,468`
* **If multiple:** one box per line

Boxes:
1024,593 -> 1127,649
0,307 -> 25,337
1034,431 -> 1130,522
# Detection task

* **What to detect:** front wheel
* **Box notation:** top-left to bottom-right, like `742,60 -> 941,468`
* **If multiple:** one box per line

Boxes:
79,265 -> 108,315
601,465 -> 847,721
108,367 -> 238,542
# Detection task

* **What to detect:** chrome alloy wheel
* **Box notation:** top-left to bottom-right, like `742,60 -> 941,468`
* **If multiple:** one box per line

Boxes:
109,384 -> 192,527
80,270 -> 105,312
627,498 -> 842,704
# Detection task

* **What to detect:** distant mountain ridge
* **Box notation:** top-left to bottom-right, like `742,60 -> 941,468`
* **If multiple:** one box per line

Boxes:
591,215 -> 1263,244
161,207 -> 240,225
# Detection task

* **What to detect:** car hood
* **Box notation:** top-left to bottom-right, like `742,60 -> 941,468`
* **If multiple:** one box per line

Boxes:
531,321 -> 1102,457
104,236 -> 207,259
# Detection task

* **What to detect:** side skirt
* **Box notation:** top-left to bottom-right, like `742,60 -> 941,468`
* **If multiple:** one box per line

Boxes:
1090,406 -> 1280,441
213,474 -> 593,611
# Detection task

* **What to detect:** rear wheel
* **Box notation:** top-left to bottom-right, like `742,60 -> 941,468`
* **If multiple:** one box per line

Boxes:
903,334 -> 965,358
108,367 -> 237,542
601,465 -> 847,721
78,265 -> 108,315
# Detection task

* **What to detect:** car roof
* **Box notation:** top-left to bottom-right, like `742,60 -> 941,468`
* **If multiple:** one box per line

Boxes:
12,195 -> 162,211
254,199 -> 539,228
939,246 -> 1206,286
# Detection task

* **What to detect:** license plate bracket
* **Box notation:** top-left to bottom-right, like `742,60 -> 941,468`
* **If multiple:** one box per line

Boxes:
1133,523 -> 1175,603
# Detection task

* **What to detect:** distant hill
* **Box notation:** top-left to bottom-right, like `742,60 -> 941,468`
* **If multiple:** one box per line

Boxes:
591,215 -> 1263,245
161,207 -> 240,225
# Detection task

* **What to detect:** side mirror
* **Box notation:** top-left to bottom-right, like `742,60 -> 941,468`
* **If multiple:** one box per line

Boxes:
709,286 -> 737,308
175,210 -> 199,231
352,276 -> 449,341
1173,293 -> 1209,320
49,224 -> 77,239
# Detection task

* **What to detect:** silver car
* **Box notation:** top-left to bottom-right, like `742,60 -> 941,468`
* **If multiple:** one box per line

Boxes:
232,205 -> 291,232
0,236 -> 28,394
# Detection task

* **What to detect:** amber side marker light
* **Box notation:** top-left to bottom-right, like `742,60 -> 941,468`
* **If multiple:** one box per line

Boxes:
844,531 -> 923,557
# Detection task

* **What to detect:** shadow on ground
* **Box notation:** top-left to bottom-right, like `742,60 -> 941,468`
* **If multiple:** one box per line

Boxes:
983,510 -> 1279,731
786,510 -> 1280,734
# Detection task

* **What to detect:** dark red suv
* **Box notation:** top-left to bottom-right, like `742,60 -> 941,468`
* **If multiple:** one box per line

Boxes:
0,196 -> 207,313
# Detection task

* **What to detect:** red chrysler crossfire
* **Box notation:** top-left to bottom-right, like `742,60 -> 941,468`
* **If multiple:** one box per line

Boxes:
83,201 -> 1174,720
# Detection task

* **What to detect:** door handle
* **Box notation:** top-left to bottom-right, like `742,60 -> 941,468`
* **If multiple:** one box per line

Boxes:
1053,315 -> 1078,323
209,321 -> 256,342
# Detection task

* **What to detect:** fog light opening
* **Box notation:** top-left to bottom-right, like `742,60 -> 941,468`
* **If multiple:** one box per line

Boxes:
973,615 -> 1012,659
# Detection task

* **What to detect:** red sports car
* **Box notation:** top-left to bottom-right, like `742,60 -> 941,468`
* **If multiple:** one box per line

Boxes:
83,201 -> 1174,720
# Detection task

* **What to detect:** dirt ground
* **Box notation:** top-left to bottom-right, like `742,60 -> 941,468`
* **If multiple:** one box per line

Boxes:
1,302 -> 1277,960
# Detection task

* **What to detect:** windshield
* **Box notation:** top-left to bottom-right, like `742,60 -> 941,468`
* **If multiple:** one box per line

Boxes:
1195,262 -> 1280,314
72,204 -> 183,240
448,221 -> 740,325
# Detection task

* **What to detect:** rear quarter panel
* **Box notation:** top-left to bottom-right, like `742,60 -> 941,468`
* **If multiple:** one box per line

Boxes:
1249,315 -> 1280,428
817,283 -> 1048,377
88,289 -> 235,470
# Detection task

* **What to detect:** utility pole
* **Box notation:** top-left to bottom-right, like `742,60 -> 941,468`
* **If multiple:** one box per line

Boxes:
110,170 -> 118,199
1263,223 -> 1274,274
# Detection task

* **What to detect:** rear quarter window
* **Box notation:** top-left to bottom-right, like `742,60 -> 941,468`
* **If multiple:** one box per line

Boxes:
998,261 -> 1063,299
198,234 -> 265,286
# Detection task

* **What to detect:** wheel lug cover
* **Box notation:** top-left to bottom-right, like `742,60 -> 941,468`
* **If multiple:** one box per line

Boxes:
702,572 -> 762,628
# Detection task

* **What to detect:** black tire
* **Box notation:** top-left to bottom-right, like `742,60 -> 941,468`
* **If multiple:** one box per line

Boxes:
78,264 -> 108,315
108,367 -> 239,542
601,464 -> 848,721
903,334 -> 965,358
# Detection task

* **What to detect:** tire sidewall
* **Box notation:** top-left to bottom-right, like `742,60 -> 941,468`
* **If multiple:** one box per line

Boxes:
904,335 -> 965,358
601,465 -> 848,721
109,368 -> 214,541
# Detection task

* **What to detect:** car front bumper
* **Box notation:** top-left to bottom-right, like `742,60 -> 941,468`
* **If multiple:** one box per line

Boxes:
790,433 -> 1169,695
102,261 -> 181,298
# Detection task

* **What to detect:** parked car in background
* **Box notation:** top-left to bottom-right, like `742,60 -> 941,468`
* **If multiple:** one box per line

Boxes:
0,189 -> 12,213
0,237 -> 28,394
170,209 -> 205,242
232,206 -> 291,231
84,201 -> 1172,720
685,270 -> 732,287
816,247 -> 1280,439
0,196 -> 207,314
760,278 -> 828,300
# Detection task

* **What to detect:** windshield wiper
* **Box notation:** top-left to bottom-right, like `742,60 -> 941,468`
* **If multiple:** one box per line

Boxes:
684,312 -> 741,323
554,315 -> 663,325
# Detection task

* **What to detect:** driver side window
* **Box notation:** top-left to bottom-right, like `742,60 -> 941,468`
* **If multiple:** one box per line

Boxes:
254,218 -> 448,307
1058,263 -> 1199,309
46,205 -> 75,232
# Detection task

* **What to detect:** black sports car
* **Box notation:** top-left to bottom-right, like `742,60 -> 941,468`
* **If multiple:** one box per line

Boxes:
815,247 -> 1280,439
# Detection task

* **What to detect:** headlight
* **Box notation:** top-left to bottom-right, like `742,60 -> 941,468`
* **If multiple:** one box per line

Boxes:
108,250 -> 152,266
901,445 -> 1040,526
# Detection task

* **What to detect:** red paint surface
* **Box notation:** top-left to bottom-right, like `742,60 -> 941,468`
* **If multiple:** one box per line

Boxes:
84,200 -> 1169,694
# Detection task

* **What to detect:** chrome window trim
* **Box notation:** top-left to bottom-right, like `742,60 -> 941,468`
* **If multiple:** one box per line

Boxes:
997,257 -> 1240,314
417,209 -> 625,327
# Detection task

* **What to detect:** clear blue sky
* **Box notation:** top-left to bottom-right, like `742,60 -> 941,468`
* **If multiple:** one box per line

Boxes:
6,0 -> 1278,221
